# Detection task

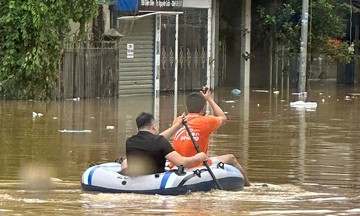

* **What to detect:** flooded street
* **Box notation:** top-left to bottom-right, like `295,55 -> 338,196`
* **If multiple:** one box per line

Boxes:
1,82 -> 360,215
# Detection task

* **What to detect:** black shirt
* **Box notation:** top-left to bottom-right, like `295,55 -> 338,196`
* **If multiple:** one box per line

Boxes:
126,131 -> 174,175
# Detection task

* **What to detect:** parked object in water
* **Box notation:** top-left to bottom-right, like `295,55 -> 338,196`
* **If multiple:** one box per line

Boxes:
81,162 -> 244,195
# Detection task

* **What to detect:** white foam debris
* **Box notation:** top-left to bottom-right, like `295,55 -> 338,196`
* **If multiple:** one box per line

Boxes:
290,101 -> 318,109
106,126 -> 115,130
59,129 -> 92,133
253,90 -> 269,93
32,112 -> 43,117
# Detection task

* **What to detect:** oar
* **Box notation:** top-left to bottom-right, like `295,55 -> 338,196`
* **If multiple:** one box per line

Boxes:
181,118 -> 223,190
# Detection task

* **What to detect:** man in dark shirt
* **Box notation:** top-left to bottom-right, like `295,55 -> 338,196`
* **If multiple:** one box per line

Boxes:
123,112 -> 206,176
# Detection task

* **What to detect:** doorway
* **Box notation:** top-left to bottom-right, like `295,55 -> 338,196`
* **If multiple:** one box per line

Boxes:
218,0 -> 242,87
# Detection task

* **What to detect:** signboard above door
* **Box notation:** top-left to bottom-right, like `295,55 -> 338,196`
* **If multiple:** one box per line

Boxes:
116,0 -> 183,13
139,0 -> 183,12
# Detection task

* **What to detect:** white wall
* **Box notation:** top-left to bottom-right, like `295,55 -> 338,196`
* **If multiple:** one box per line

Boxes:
183,0 -> 211,8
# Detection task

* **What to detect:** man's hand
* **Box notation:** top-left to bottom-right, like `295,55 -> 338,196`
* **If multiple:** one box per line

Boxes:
173,112 -> 185,126
201,86 -> 212,101
201,86 -> 208,94
195,152 -> 207,162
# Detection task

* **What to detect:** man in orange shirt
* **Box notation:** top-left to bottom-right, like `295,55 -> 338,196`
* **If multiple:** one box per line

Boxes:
172,87 -> 250,186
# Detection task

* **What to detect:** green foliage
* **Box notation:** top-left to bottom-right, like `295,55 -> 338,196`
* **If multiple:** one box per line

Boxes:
323,40 -> 353,63
255,0 -> 351,62
0,0 -> 101,100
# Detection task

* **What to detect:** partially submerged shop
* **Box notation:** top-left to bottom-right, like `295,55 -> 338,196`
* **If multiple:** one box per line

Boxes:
115,0 -> 216,97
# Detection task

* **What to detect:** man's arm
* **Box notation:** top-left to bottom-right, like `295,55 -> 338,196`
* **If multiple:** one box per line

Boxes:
159,113 -> 184,139
165,151 -> 207,168
202,88 -> 227,124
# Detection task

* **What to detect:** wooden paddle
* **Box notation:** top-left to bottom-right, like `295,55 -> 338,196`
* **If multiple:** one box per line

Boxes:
182,118 -> 223,190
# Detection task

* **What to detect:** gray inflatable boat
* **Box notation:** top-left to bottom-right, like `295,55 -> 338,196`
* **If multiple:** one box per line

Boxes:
81,162 -> 244,195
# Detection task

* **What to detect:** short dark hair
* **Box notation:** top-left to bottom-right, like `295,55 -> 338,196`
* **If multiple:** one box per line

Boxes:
136,112 -> 155,129
186,92 -> 206,113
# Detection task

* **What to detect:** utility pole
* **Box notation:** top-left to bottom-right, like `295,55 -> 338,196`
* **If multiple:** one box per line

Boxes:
298,0 -> 309,100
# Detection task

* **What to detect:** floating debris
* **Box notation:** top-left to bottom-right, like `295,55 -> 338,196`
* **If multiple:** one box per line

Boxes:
32,112 -> 43,117
253,90 -> 269,93
347,93 -> 360,96
59,129 -> 92,133
291,92 -> 308,96
345,96 -> 352,101
290,101 -> 317,109
106,126 -> 115,130
273,90 -> 279,94
224,100 -> 236,103
231,88 -> 241,95
66,97 -> 80,101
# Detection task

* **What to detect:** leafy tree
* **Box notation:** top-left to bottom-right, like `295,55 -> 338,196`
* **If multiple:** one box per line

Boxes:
255,0 -> 352,63
0,0 -> 103,100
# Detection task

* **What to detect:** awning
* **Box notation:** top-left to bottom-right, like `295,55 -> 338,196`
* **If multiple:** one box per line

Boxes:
117,11 -> 183,20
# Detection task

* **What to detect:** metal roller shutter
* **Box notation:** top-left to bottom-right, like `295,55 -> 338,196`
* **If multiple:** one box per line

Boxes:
118,16 -> 155,96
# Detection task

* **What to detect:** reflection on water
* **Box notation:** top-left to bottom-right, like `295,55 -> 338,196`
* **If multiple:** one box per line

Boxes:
1,82 -> 360,215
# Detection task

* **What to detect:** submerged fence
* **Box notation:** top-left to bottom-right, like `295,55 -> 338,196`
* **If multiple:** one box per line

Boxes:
58,41 -> 119,99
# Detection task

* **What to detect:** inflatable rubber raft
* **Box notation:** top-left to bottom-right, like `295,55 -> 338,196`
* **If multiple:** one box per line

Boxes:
81,162 -> 244,195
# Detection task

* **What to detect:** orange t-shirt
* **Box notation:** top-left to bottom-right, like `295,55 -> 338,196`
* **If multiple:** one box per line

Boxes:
172,113 -> 222,167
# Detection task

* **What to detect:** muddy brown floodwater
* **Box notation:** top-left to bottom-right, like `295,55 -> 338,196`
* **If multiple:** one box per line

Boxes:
0,81 -> 359,215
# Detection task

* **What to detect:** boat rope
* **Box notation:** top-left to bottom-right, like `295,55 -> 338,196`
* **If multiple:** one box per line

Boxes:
177,168 -> 208,187
177,173 -> 196,187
